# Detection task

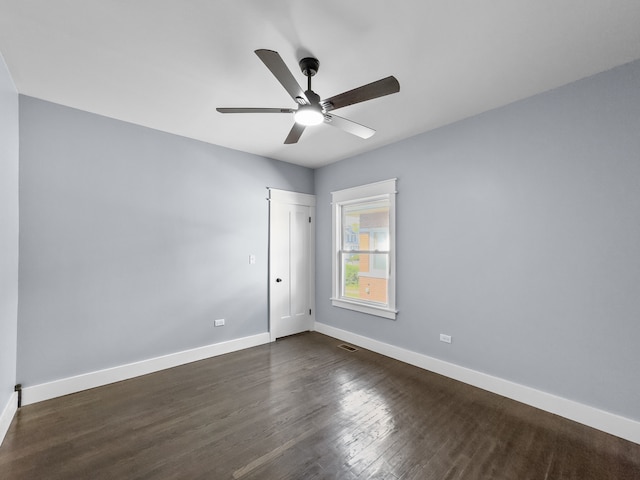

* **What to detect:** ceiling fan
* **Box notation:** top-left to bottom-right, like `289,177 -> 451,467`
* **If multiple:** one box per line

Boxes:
217,49 -> 400,144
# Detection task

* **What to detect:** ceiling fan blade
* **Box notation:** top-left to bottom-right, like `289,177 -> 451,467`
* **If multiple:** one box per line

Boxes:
216,107 -> 294,114
255,49 -> 308,104
324,114 -> 375,139
322,76 -> 400,112
284,122 -> 306,144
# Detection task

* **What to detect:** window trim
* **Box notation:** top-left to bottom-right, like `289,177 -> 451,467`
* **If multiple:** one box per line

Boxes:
331,179 -> 397,320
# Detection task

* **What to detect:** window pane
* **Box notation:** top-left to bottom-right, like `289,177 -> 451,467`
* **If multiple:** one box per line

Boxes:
341,252 -> 389,304
372,231 -> 388,251
342,200 -> 389,251
372,252 -> 387,271
341,252 -> 361,299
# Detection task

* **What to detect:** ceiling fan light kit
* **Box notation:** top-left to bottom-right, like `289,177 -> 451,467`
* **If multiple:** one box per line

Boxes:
217,49 -> 400,144
294,104 -> 324,126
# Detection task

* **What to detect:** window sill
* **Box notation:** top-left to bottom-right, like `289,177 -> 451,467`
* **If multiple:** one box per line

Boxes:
331,298 -> 397,320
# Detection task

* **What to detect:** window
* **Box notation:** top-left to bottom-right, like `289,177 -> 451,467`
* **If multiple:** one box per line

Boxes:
331,179 -> 397,319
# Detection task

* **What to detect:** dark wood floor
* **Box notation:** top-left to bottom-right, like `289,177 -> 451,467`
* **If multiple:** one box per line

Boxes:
1,332 -> 639,479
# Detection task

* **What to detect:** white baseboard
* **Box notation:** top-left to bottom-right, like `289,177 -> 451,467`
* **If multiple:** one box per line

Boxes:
0,391 -> 18,446
22,332 -> 271,406
315,322 -> 640,445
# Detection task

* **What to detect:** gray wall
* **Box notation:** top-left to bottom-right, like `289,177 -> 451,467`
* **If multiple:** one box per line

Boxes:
17,97 -> 313,386
0,53 -> 19,413
315,59 -> 640,421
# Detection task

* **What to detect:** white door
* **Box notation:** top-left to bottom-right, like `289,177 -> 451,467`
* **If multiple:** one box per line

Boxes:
269,189 -> 315,341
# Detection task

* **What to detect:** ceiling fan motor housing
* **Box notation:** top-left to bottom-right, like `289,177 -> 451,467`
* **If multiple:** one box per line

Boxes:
299,57 -> 320,77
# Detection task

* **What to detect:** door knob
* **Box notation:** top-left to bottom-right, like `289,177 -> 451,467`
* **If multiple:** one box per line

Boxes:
276,278 -> 282,282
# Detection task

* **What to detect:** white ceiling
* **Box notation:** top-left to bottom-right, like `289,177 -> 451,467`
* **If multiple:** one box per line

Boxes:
1,1 -> 640,169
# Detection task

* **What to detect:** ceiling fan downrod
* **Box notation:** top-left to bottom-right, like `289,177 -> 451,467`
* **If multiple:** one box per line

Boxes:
299,57 -> 320,93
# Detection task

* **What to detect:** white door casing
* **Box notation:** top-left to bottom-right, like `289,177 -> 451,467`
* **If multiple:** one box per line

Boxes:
268,189 -> 315,341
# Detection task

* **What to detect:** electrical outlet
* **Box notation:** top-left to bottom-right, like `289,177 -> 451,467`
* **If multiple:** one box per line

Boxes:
214,319 -> 225,327
440,333 -> 452,344
249,254 -> 256,265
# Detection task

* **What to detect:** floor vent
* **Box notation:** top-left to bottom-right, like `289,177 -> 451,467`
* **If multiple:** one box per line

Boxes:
338,344 -> 358,352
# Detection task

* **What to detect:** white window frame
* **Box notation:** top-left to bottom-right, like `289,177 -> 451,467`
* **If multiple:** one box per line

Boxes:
331,179 -> 397,320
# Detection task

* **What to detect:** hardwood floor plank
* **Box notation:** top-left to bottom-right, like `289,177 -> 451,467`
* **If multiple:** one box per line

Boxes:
1,332 -> 639,479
